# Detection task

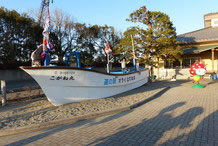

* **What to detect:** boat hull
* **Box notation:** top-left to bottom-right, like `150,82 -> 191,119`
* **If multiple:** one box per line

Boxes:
21,67 -> 149,106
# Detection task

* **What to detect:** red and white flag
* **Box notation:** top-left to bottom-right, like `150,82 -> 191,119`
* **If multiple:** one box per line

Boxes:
105,42 -> 113,55
43,3 -> 50,42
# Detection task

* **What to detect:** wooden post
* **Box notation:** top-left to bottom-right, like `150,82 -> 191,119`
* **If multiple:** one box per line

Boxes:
190,58 -> 191,67
157,57 -> 160,79
180,60 -> 183,69
1,80 -> 6,106
212,48 -> 215,72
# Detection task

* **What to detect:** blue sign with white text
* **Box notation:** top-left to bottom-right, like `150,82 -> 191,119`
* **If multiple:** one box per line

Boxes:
104,78 -> 117,85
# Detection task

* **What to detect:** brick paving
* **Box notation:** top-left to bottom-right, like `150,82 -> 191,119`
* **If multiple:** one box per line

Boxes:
0,80 -> 218,146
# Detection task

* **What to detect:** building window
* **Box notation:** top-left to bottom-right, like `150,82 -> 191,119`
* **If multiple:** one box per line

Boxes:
182,57 -> 201,68
211,18 -> 218,27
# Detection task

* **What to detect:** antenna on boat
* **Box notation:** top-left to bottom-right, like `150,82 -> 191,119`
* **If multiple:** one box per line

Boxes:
131,35 -> 137,71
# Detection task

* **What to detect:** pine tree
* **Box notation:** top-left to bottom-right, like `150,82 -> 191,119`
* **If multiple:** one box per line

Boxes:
126,6 -> 182,77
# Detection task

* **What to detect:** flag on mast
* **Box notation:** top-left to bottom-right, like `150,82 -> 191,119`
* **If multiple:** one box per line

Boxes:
43,1 -> 51,52
105,42 -> 113,55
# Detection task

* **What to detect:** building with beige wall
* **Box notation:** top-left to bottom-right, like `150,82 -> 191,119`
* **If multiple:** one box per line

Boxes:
177,12 -> 218,73
153,12 -> 218,79
204,12 -> 218,28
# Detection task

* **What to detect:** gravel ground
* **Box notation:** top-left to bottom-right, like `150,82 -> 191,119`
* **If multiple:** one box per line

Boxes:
0,80 -> 189,130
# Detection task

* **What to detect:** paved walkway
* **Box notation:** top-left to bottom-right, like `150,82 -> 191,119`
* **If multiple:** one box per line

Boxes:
0,80 -> 218,146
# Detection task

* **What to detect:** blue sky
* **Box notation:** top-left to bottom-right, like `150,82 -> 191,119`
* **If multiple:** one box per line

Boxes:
1,0 -> 218,35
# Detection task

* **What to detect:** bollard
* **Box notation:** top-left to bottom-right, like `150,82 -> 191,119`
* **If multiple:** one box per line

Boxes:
1,80 -> 6,106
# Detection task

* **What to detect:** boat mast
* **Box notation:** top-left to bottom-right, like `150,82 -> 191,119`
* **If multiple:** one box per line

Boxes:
131,35 -> 137,71
43,1 -> 50,52
42,0 -> 51,66
106,40 -> 110,73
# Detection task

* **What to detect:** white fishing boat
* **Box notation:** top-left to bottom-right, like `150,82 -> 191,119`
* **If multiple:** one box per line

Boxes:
21,66 -> 149,105
20,0 -> 149,106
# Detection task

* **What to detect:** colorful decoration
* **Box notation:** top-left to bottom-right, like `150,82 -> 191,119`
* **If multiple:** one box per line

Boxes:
43,1 -> 50,44
193,75 -> 201,82
189,62 -> 206,88
105,42 -> 113,55
105,41 -> 113,73
42,1 -> 51,66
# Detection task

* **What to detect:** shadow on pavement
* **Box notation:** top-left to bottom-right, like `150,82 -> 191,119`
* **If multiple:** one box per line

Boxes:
88,110 -> 132,127
87,102 -> 204,145
206,80 -> 218,85
6,101 -> 217,145
161,110 -> 218,145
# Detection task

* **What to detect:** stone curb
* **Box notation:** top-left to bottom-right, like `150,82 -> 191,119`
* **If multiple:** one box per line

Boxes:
0,86 -> 170,137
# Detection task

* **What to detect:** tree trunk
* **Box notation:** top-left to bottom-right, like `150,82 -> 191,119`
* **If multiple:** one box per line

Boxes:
58,55 -> 64,64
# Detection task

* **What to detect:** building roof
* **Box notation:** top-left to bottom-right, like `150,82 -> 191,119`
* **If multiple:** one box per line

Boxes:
182,44 -> 218,54
204,12 -> 218,17
177,27 -> 218,44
